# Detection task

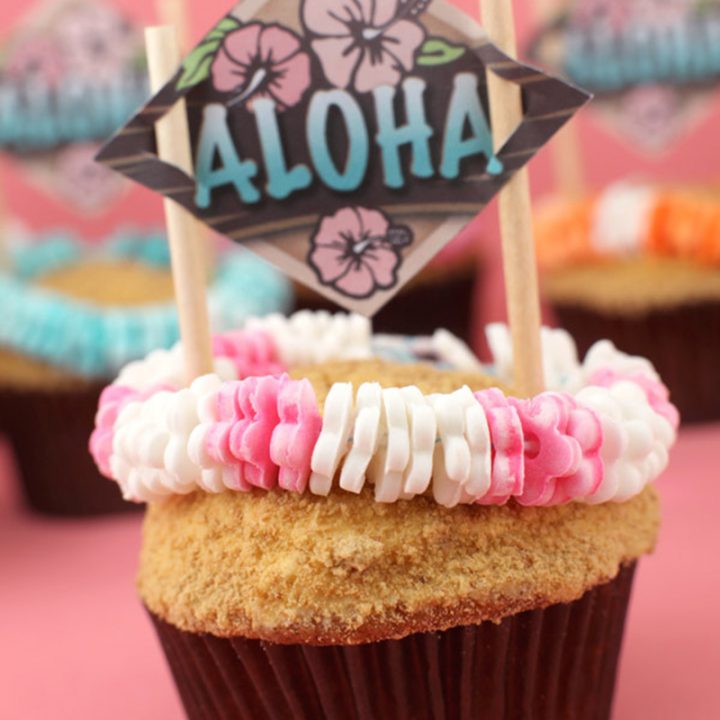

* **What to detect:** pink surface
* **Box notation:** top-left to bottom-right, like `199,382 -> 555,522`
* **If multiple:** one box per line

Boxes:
1,426 -> 718,720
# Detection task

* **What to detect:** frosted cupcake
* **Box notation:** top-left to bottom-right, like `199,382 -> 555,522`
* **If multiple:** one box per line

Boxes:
90,310 -> 678,719
0,233 -> 291,515
535,181 -> 720,423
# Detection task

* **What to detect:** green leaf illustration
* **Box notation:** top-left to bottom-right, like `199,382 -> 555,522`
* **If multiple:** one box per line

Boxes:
416,37 -> 466,66
176,16 -> 241,91
206,16 -> 243,43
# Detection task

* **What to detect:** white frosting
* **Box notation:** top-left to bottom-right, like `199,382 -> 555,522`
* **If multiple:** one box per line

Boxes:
590,182 -> 656,256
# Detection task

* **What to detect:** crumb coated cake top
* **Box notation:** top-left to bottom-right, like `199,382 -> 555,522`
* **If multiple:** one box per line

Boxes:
138,483 -> 659,643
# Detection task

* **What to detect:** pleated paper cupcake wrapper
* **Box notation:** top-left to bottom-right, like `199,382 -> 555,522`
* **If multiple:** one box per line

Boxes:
0,382 -> 137,516
149,562 -> 636,720
554,300 -> 720,423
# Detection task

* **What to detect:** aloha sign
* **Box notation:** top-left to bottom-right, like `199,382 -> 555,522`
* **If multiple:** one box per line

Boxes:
99,0 -> 589,313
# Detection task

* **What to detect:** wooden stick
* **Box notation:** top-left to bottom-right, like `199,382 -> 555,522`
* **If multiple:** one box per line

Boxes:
480,0 -> 545,397
145,26 -> 214,381
532,0 -> 586,197
155,0 -> 217,279
156,0 -> 190,50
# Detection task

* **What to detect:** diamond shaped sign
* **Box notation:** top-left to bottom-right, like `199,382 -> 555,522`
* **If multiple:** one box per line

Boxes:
98,0 -> 589,315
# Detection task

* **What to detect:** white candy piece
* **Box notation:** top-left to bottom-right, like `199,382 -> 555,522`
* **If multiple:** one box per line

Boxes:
309,383 -> 354,496
401,386 -> 436,496
487,323 -> 581,392
576,381 -> 674,504
432,329 -> 484,372
430,388 -> 474,486
371,388 -> 411,503
339,383 -> 382,494
464,402 -> 492,499
431,443 -> 464,508
247,310 -> 372,366
582,339 -> 659,384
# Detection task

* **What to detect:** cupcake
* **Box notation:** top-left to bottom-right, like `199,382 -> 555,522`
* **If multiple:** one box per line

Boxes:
89,310 -> 678,719
0,232 -> 291,515
535,181 -> 720,423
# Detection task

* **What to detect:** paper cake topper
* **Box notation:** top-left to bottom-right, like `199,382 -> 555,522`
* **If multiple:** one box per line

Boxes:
99,0 -> 589,314
529,0 -> 720,152
0,0 -> 148,212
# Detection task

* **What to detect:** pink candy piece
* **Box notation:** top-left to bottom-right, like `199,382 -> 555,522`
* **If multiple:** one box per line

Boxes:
206,376 -> 322,494
89,383 -> 173,477
474,389 -> 524,505
212,329 -> 286,379
588,368 -> 680,430
511,392 -> 603,506
207,380 -> 253,491
231,375 -> 283,489
270,379 -> 323,493
555,403 -> 604,503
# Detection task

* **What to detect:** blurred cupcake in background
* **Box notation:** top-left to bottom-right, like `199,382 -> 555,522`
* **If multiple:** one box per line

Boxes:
535,181 -> 720,422
0,231 -> 292,515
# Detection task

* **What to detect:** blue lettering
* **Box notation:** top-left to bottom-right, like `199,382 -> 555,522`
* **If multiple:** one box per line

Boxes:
441,73 -> 503,179
307,90 -> 368,192
194,104 -> 260,208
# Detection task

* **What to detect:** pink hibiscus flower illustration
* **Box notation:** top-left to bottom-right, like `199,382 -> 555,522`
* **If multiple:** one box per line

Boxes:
302,0 -> 427,93
211,23 -> 311,112
308,207 -> 411,299
6,35 -> 65,88
55,3 -> 138,84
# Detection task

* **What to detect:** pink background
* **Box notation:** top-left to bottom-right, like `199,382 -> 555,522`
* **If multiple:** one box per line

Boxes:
1,1 -> 720,717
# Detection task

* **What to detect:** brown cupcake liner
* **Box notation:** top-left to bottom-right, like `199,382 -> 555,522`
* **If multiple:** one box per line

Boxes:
554,301 -> 720,423
149,562 -> 636,720
0,382 -> 138,516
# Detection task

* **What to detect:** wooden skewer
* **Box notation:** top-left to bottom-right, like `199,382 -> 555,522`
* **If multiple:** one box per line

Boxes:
156,0 -> 190,51
154,0 -> 217,279
145,25 -> 214,382
480,0 -> 545,397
